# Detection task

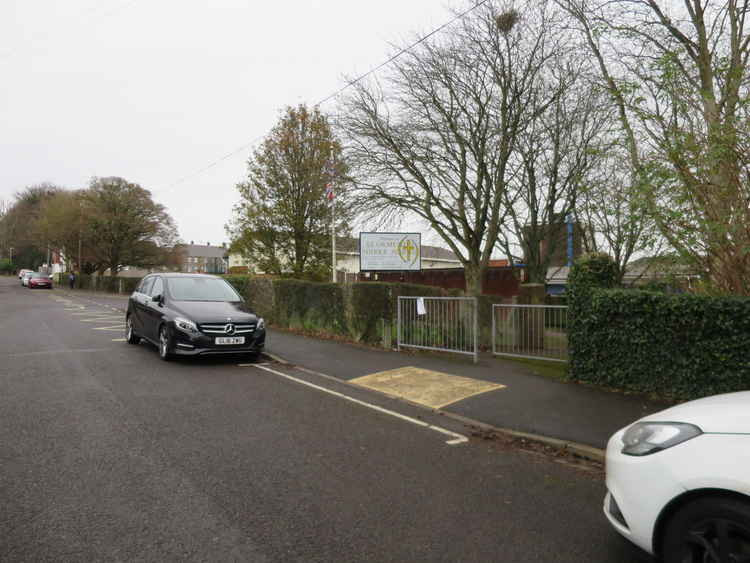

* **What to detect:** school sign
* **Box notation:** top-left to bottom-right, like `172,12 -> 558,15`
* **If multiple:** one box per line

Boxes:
359,233 -> 422,272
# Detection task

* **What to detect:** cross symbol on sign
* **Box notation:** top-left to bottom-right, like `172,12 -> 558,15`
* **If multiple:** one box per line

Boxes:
402,240 -> 415,260
398,237 -> 419,265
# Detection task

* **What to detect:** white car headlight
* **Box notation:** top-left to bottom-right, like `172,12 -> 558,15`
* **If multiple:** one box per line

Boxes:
174,317 -> 198,334
621,422 -> 702,456
257,317 -> 265,330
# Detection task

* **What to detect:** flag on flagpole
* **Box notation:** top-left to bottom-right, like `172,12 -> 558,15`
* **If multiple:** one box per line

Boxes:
325,157 -> 335,201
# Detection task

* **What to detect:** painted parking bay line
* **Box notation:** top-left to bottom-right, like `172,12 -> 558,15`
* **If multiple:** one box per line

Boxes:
80,316 -> 123,322
93,325 -> 125,331
249,364 -> 468,446
350,367 -> 505,410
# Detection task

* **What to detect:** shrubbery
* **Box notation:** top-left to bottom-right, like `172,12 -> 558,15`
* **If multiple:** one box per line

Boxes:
225,276 -> 460,345
0,259 -> 13,274
56,272 -> 140,293
568,254 -> 750,399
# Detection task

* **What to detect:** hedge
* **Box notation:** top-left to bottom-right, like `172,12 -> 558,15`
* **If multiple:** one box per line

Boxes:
224,276 -> 465,346
55,272 -> 141,294
568,255 -> 750,400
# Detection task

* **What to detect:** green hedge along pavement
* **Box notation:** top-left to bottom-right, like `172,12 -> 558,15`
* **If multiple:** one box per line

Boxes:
224,276 -> 476,347
54,272 -> 141,294
568,253 -> 750,400
55,272 -> 511,350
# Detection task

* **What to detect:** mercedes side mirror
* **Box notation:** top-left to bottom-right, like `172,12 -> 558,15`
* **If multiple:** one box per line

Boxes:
152,294 -> 163,304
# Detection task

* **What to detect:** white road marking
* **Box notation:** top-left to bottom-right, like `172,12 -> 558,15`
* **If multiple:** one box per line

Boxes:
92,325 -> 125,331
111,338 -> 126,342
248,364 -> 468,446
80,317 -> 123,322
6,348 -> 114,358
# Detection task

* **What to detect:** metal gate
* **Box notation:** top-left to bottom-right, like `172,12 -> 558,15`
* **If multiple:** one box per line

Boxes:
492,304 -> 568,362
397,296 -> 478,363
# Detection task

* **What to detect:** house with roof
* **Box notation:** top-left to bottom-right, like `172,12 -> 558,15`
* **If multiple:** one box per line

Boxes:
179,242 -> 228,274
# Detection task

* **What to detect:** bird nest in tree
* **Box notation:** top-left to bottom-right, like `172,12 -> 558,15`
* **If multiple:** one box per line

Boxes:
495,10 -> 519,34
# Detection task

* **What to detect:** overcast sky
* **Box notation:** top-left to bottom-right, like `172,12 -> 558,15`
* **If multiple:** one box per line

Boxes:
1,0 -> 461,247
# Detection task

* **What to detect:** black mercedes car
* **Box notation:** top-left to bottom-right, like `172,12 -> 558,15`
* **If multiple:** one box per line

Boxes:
125,273 -> 265,361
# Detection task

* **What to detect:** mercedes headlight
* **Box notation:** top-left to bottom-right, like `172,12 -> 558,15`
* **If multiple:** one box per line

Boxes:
257,317 -> 265,330
174,317 -> 198,334
621,422 -> 702,456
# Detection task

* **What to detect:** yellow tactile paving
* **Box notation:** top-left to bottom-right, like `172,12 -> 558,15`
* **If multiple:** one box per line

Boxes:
350,366 -> 505,409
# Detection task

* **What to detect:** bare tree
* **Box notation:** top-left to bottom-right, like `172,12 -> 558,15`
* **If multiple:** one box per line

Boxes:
559,0 -> 750,295
497,54 -> 607,284
577,145 -> 665,284
341,1 -> 575,295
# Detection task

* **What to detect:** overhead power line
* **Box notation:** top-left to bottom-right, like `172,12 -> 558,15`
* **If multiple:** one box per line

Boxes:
161,0 -> 491,193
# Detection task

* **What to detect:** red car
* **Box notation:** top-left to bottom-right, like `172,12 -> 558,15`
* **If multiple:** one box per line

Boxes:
27,272 -> 53,289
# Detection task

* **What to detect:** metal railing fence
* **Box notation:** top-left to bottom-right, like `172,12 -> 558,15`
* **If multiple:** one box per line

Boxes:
397,296 -> 478,363
492,304 -> 568,362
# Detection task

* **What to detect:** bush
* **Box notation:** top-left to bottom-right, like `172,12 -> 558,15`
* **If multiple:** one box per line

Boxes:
273,279 -> 346,335
568,254 -> 750,399
120,278 -> 141,293
224,275 -> 250,296
575,290 -> 750,399
568,253 -> 620,376
343,283 -> 393,342
220,276 -> 465,345
58,272 -> 141,293
567,252 -> 619,298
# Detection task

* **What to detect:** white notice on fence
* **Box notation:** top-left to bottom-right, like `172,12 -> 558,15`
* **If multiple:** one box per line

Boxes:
416,297 -> 426,316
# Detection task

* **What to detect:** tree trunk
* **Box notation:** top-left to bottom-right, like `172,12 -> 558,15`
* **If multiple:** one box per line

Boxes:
525,262 -> 547,285
464,263 -> 483,296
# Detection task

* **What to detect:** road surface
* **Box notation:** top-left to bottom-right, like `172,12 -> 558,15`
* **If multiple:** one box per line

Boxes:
0,276 -> 649,562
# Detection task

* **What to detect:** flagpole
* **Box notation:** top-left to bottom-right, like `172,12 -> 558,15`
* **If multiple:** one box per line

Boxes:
331,191 -> 336,283
328,149 -> 336,283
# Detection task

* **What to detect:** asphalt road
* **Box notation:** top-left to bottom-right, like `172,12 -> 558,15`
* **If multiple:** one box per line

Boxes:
0,276 -> 650,562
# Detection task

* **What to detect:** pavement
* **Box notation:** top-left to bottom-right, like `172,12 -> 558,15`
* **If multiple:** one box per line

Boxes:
52,286 -> 671,454
1,277 -> 652,561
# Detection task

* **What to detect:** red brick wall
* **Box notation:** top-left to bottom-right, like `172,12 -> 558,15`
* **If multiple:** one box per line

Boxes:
369,267 -> 521,297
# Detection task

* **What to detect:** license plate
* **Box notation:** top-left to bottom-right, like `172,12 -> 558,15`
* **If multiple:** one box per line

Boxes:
215,336 -> 245,345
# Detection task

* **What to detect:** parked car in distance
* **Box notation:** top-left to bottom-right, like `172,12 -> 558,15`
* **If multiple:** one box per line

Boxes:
18,269 -> 33,280
21,271 -> 34,286
125,273 -> 265,361
27,272 -> 53,289
604,391 -> 750,563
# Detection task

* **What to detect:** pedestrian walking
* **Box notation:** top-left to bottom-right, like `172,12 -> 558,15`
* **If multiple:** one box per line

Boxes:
69,272 -> 75,289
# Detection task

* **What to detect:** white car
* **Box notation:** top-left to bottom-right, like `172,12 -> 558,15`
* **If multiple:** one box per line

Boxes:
604,391 -> 750,562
